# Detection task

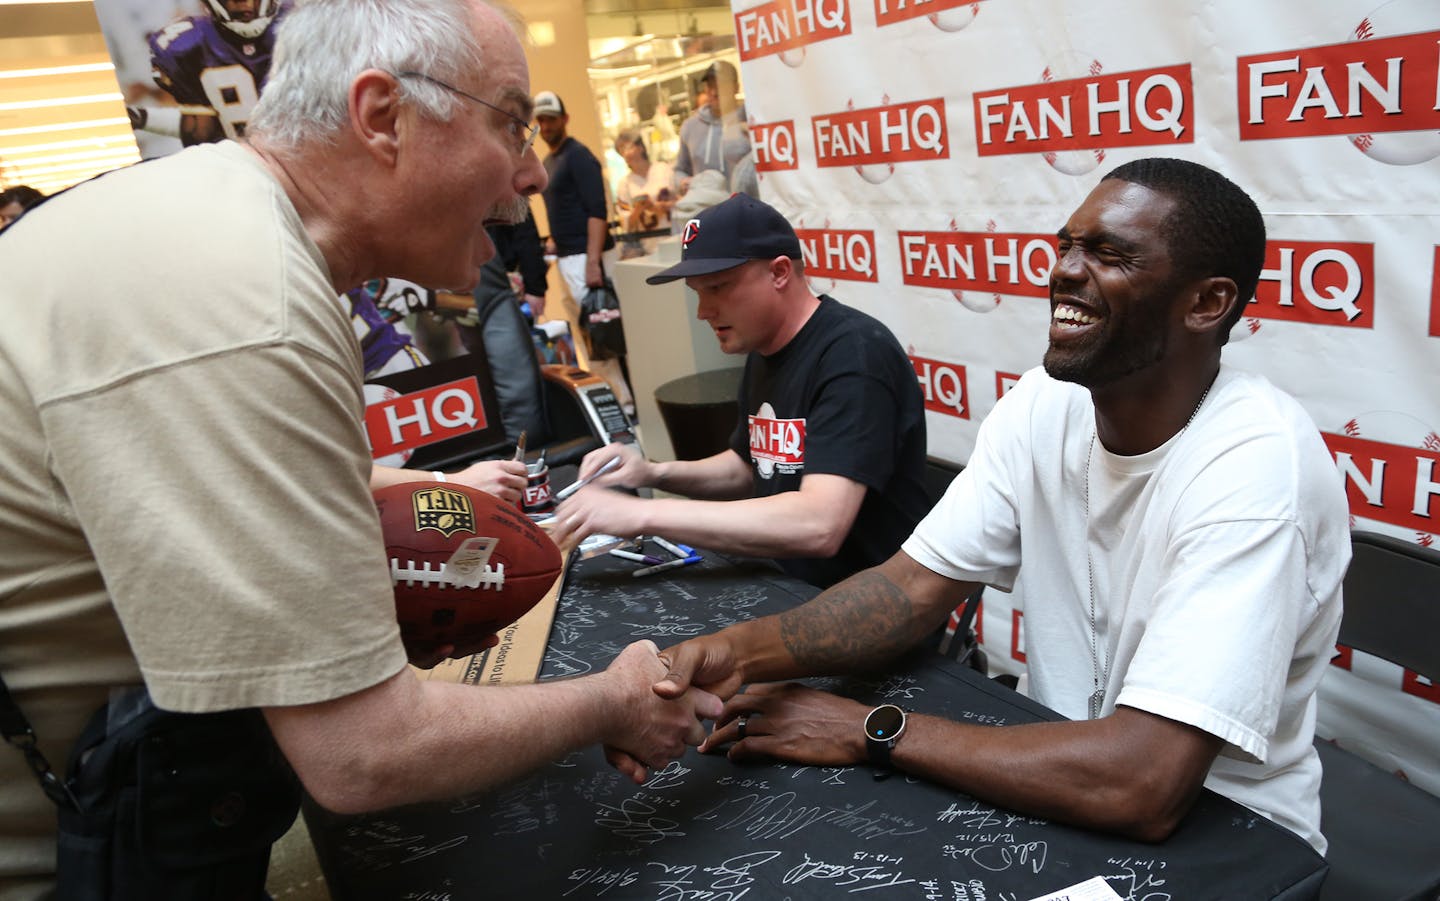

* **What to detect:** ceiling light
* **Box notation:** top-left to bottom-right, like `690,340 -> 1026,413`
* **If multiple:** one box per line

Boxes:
0,92 -> 124,113
0,62 -> 115,80
0,116 -> 130,138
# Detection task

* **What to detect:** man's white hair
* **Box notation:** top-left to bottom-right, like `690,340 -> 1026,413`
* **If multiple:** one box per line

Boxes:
248,0 -> 485,149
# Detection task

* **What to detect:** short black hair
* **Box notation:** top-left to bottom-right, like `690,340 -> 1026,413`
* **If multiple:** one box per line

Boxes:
1101,158 -> 1265,345
703,60 -> 738,88
614,130 -> 647,159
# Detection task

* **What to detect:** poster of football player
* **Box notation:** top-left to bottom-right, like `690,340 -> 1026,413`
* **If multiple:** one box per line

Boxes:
92,0 -> 464,383
94,0 -> 288,159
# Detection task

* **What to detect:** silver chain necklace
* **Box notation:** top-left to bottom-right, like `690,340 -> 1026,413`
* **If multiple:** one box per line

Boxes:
1081,379 -> 1213,720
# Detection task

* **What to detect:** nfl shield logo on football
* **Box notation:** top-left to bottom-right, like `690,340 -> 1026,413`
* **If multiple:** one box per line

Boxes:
411,486 -> 477,538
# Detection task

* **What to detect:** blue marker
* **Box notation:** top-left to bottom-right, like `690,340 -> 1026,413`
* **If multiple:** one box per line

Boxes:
651,536 -> 697,559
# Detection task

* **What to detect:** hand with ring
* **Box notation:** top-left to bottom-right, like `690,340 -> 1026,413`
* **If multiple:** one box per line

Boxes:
702,682 -> 873,768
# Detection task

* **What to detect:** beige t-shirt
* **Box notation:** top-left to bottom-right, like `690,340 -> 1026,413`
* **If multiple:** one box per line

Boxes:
0,141 -> 407,895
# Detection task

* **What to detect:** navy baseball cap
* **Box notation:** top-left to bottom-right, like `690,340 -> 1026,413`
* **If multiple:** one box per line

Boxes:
646,194 -> 803,285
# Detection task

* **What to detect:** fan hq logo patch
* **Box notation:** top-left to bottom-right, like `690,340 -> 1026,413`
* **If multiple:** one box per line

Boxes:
411,487 -> 476,538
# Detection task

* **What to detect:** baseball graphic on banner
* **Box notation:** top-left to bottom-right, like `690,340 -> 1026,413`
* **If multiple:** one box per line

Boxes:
928,1 -> 982,32
1329,409 -> 1440,545
1229,316 -> 1262,343
1040,55 -> 1108,176
1347,0 -> 1440,165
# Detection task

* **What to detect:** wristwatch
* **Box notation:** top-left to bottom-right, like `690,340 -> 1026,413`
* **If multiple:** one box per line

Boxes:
863,704 -> 908,779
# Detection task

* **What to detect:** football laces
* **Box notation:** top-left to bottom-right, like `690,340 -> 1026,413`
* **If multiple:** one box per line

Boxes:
389,558 -> 506,590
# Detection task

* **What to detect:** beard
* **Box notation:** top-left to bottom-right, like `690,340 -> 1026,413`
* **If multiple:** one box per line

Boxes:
487,194 -> 531,226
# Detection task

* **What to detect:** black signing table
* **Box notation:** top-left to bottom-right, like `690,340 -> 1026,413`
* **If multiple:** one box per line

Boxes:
306,552 -> 1327,900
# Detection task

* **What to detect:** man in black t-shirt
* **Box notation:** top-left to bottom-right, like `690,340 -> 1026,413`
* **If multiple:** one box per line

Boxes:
533,90 -> 633,411
552,194 -> 928,587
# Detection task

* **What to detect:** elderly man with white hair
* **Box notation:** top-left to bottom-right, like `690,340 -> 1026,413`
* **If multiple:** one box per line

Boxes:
0,2 -> 719,896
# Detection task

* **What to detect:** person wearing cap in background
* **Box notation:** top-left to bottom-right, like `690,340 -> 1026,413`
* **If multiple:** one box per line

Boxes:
551,194 -> 929,589
532,89 -> 635,413
673,61 -> 750,196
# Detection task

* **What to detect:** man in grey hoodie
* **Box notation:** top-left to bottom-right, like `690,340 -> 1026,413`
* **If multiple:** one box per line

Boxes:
674,61 -> 751,194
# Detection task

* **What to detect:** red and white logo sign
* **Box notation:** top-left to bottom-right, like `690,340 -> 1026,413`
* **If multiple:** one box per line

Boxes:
1326,426 -> 1440,535
973,63 -> 1194,158
1238,25 -> 1440,163
995,370 -> 1022,400
748,402 -> 806,478
910,354 -> 969,419
1430,246 -> 1440,337
813,97 -> 950,169
1248,240 -> 1375,328
796,228 -> 878,282
874,0 -> 983,29
736,0 -> 851,62
523,481 -> 552,509
364,377 -> 488,461
898,230 -> 1056,299
750,119 -> 800,171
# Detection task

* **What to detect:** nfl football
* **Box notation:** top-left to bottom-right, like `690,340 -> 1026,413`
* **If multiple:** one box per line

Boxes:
373,482 -> 564,647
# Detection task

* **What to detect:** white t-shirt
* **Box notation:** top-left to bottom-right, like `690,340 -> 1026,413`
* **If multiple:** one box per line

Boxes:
903,366 -> 1348,852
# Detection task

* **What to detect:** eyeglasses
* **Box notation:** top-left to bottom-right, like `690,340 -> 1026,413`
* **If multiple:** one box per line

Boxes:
395,70 -> 538,156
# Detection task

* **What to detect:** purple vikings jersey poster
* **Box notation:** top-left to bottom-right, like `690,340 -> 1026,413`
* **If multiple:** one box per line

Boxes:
93,0 -> 290,159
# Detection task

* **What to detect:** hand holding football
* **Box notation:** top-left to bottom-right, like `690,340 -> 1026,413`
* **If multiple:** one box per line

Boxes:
374,482 -> 564,649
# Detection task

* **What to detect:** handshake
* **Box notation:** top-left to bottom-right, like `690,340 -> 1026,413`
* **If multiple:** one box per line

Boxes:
598,626 -> 763,782
597,638 -> 723,783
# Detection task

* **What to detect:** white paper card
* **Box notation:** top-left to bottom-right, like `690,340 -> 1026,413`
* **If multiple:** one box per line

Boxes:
1025,876 -> 1124,901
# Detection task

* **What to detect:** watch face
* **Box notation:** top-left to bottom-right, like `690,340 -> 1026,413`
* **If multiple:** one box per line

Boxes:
865,704 -> 905,742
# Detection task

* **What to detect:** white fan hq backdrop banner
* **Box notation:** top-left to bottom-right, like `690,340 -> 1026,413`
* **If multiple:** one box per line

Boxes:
729,0 -> 1440,790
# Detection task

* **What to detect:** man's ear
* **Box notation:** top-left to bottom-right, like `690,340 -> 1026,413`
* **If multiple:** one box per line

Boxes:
349,69 -> 404,167
1185,276 -> 1239,337
770,255 -> 795,290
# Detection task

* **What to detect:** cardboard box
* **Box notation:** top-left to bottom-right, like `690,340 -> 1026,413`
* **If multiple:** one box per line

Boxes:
410,572 -> 561,686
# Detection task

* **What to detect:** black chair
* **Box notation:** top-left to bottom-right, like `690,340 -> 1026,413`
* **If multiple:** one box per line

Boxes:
918,457 -> 988,674
1317,531 -> 1440,901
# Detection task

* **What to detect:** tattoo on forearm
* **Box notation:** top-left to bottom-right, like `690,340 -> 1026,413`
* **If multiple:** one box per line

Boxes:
780,570 -> 919,671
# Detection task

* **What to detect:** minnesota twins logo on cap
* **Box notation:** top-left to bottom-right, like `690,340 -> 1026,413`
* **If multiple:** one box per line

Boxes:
646,194 -> 804,285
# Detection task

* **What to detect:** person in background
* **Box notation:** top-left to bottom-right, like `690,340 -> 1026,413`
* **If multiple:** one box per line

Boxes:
533,89 -> 635,413
631,81 -> 679,165
614,129 -> 674,238
673,60 -> 750,195
641,158 -> 1348,854
552,194 -> 929,590
0,2 -> 719,894
0,185 -> 44,227
466,212 -> 551,444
